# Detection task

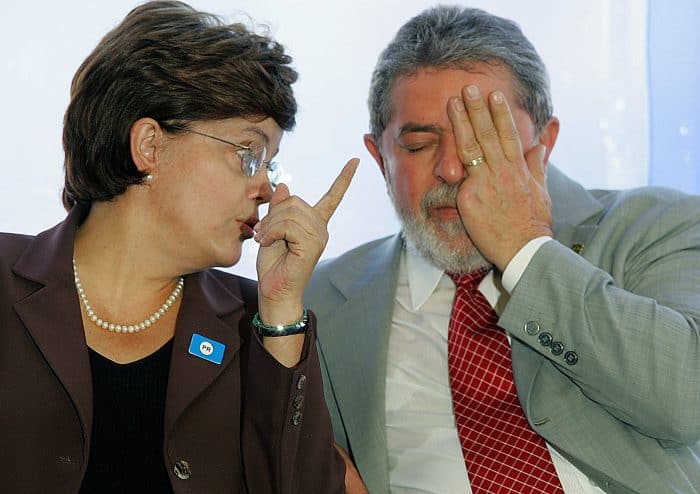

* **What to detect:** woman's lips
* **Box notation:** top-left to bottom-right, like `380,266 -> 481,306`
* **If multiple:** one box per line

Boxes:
240,222 -> 254,239
240,217 -> 258,239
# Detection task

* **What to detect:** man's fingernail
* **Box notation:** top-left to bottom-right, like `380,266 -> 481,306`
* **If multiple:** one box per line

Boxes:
467,85 -> 480,99
491,91 -> 504,104
451,97 -> 465,112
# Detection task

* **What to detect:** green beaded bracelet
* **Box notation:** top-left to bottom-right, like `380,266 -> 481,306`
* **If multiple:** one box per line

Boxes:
252,309 -> 309,337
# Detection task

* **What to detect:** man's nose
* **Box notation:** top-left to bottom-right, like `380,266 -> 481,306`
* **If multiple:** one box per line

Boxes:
434,144 -> 466,184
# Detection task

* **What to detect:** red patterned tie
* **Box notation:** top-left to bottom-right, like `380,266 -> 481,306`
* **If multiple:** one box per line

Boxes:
448,269 -> 563,493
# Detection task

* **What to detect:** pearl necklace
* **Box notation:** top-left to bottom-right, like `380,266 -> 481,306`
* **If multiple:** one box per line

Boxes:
72,258 -> 184,334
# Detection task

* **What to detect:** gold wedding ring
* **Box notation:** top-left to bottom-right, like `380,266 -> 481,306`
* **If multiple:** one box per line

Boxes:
466,156 -> 485,167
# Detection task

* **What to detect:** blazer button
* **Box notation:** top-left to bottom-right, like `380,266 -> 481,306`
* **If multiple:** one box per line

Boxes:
173,460 -> 191,480
538,332 -> 553,347
293,394 -> 304,410
524,321 -> 541,336
550,341 -> 565,356
292,410 -> 303,426
564,351 -> 579,365
296,374 -> 307,390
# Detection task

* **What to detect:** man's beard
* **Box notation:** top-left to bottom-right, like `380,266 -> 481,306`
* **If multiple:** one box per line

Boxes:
388,183 -> 491,275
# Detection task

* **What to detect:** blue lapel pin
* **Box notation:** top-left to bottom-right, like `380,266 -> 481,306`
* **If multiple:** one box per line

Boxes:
188,333 -> 226,365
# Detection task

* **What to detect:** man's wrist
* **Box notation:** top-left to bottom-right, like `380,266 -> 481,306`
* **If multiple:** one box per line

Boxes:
501,236 -> 553,293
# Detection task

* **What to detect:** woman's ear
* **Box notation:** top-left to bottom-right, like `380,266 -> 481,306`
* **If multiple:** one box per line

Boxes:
130,118 -> 162,176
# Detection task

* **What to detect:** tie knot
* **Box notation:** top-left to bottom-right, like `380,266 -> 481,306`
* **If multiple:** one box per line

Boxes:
448,268 -> 490,293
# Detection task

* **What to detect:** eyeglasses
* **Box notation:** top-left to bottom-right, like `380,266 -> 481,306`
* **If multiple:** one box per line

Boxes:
166,125 -> 281,187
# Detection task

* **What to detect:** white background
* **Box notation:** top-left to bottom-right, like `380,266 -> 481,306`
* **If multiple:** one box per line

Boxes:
0,0 -> 648,279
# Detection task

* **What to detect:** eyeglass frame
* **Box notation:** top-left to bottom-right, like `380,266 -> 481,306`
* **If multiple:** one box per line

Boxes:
163,124 -> 281,187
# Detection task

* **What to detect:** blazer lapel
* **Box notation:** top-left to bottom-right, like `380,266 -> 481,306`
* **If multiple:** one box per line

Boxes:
315,235 -> 402,489
164,269 -> 244,437
12,206 -> 94,457
548,164 -> 605,249
11,206 -> 248,463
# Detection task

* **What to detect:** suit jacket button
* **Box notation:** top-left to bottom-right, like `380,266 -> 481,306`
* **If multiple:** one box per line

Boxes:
564,351 -> 579,365
174,460 -> 191,480
296,374 -> 307,390
524,321 -> 541,336
538,332 -> 553,347
293,394 -> 304,410
292,410 -> 303,426
550,341 -> 565,355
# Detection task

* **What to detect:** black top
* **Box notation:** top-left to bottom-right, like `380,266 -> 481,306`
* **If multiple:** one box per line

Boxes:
80,340 -> 174,494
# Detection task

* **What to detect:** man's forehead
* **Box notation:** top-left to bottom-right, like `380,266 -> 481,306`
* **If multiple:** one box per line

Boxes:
384,64 -> 522,136
390,65 -> 515,101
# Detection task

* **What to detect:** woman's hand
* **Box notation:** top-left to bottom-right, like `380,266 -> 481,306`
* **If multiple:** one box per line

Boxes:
254,159 -> 359,328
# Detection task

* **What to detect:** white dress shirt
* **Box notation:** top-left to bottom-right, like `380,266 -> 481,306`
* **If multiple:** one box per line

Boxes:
384,238 -> 607,493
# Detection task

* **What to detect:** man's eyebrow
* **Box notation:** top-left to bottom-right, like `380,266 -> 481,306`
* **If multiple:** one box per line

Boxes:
396,123 -> 443,137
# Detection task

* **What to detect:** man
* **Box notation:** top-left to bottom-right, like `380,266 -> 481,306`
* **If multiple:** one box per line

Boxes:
305,6 -> 700,494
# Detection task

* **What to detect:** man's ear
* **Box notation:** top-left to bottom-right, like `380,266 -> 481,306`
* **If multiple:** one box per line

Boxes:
538,116 -> 560,165
363,133 -> 387,178
130,117 -> 162,175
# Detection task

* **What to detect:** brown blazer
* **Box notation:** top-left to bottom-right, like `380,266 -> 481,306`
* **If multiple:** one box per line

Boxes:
0,205 -> 345,494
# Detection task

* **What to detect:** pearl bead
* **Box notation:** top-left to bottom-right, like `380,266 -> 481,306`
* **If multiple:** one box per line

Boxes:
73,258 -> 184,335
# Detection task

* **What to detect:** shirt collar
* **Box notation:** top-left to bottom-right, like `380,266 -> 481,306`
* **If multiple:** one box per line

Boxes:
403,244 -> 509,314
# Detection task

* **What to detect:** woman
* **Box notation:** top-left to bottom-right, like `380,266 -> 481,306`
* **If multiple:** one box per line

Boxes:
0,1 -> 364,493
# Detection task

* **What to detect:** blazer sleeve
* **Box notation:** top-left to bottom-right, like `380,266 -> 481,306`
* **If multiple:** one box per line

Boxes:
499,190 -> 700,446
240,311 -> 346,494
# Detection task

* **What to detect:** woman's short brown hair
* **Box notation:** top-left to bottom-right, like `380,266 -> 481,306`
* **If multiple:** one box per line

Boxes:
62,0 -> 298,210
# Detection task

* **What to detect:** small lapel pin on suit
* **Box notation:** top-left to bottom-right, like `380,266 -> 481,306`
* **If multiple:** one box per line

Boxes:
188,333 -> 225,365
571,243 -> 584,255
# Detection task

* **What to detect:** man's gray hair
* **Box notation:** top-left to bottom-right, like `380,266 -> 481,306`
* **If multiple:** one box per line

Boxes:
368,5 -> 553,141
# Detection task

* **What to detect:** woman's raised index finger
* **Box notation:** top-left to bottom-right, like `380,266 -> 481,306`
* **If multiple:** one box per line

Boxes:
313,158 -> 360,222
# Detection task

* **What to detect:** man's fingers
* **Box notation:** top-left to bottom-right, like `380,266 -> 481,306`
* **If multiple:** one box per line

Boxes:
448,97 -> 484,166
314,158 -> 360,222
462,84 -> 505,165
489,91 -> 524,163
525,144 -> 547,183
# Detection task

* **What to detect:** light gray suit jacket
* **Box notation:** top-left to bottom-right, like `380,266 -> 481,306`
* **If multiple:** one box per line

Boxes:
305,166 -> 700,493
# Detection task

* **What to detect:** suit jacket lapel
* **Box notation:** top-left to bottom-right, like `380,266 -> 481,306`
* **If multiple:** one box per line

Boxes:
12,206 -> 94,459
548,165 -> 605,248
11,205 -> 248,457
164,269 -> 244,437
316,235 -> 402,489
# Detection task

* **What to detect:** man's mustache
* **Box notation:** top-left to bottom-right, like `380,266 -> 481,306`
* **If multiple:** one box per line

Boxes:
421,183 -> 460,211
